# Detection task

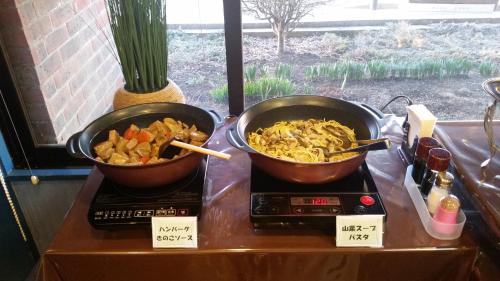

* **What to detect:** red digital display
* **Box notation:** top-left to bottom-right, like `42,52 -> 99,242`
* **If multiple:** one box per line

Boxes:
304,198 -> 329,205
291,197 -> 340,206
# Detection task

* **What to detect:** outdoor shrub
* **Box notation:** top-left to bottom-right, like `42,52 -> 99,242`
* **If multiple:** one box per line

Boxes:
381,58 -> 472,79
386,59 -> 403,78
415,60 -> 442,79
392,21 -> 413,48
457,58 -> 473,75
245,65 -> 258,82
337,61 -> 365,81
275,64 -> 292,80
305,65 -> 320,80
318,64 -> 330,76
320,33 -> 349,54
323,64 -> 339,80
245,77 -> 295,100
440,58 -> 472,77
368,60 -> 390,80
305,63 -> 339,80
244,81 -> 259,97
306,57 -> 477,84
305,61 -> 366,82
259,65 -> 269,77
479,60 -> 497,77
209,84 -> 228,102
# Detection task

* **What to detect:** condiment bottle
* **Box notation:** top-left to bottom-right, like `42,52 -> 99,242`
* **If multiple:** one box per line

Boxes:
432,195 -> 461,235
420,148 -> 451,196
411,137 -> 440,184
426,172 -> 454,215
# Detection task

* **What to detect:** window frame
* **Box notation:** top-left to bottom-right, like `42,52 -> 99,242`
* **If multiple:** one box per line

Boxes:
0,0 -> 244,169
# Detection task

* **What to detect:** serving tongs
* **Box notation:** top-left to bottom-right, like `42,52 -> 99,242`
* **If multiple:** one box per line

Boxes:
159,137 -> 231,160
317,137 -> 392,157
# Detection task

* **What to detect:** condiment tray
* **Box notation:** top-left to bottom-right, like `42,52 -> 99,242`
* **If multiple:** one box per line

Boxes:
404,166 -> 466,240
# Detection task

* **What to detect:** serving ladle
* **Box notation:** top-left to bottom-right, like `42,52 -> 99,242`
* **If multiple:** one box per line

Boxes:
159,137 -> 231,160
316,137 -> 392,157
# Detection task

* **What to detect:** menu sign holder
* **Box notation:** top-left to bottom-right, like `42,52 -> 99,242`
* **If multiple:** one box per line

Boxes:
336,215 -> 384,247
151,217 -> 198,248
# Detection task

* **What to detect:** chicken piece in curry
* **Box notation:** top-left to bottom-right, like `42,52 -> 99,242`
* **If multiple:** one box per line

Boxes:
93,118 -> 208,165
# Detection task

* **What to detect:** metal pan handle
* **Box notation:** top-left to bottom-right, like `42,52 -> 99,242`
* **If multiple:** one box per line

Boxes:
360,103 -> 384,119
360,103 -> 385,128
226,123 -> 253,153
207,109 -> 224,128
66,132 -> 86,158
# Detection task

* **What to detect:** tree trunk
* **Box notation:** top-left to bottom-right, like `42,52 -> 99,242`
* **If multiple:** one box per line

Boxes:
277,29 -> 285,56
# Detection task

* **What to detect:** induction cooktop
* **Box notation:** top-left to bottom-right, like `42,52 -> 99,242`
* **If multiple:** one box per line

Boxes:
250,162 -> 387,229
88,160 -> 206,229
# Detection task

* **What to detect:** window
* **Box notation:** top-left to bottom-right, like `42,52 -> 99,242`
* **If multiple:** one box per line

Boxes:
238,0 -> 500,119
0,0 -> 229,168
167,0 -> 229,116
1,0 -> 498,169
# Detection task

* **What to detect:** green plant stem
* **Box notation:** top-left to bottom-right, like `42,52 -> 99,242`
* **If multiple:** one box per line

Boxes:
106,0 -> 168,93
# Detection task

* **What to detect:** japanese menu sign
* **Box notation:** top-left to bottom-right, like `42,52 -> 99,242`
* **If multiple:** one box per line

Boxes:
336,215 -> 384,247
151,217 -> 198,248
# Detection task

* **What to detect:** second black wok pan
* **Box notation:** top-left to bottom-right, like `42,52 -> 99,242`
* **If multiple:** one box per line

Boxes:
226,95 -> 387,184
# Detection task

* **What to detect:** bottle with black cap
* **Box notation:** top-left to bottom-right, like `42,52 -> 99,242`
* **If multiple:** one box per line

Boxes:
420,148 -> 451,196
411,137 -> 440,184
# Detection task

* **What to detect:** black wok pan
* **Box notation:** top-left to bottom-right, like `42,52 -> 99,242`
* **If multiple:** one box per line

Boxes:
66,103 -> 222,188
226,95 -> 386,184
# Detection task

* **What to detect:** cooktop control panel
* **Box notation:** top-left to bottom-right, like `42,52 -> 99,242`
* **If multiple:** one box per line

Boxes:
251,192 -> 386,229
90,205 -> 198,227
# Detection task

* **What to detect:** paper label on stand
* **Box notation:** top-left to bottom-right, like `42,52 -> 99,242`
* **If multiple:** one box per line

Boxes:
336,215 -> 384,247
151,217 -> 198,248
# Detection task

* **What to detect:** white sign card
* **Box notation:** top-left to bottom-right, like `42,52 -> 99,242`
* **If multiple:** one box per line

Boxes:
336,215 -> 384,247
151,216 -> 198,248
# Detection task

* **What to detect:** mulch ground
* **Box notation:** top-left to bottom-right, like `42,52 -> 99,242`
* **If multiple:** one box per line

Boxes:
168,22 -> 500,119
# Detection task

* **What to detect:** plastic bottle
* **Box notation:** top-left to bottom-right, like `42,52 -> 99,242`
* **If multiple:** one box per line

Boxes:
426,172 -> 453,215
432,195 -> 461,235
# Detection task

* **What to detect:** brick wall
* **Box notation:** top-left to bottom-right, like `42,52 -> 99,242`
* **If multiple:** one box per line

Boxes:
0,0 -> 123,143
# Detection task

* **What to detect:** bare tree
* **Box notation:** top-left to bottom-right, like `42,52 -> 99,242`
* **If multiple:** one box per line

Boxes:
242,0 -> 329,56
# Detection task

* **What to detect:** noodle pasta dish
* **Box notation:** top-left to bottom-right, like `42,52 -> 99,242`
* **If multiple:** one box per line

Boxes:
247,119 -> 358,163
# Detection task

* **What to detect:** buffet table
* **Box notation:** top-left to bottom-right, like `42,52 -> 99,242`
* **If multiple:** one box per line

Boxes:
36,117 -> 480,281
